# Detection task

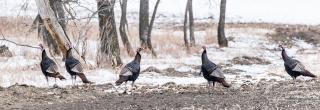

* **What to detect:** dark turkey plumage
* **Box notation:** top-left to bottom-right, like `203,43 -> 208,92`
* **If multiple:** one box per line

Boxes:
115,48 -> 142,86
280,45 -> 316,79
65,48 -> 92,84
200,46 -> 230,90
40,45 -> 66,85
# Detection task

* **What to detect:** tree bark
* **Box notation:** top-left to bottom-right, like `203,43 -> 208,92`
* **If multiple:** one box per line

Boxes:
139,0 -> 149,49
147,0 -> 160,57
188,0 -> 195,47
38,0 -> 66,55
32,0 -> 66,56
49,0 -> 66,30
119,0 -> 134,56
183,0 -> 190,51
217,0 -> 228,47
37,15 -> 60,55
97,0 -> 122,68
35,0 -> 71,59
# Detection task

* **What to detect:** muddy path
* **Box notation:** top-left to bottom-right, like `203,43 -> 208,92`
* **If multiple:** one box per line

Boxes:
1,79 -> 320,110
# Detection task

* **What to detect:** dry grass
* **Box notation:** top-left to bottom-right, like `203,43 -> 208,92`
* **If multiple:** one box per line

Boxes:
0,17 -> 35,37
3,17 -> 307,60
267,26 -> 320,46
204,28 -> 218,45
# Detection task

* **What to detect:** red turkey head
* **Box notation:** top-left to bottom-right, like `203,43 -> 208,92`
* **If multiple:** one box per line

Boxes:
39,44 -> 44,50
202,46 -> 207,50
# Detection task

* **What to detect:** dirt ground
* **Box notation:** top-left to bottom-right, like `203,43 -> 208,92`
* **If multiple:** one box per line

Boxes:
0,79 -> 319,110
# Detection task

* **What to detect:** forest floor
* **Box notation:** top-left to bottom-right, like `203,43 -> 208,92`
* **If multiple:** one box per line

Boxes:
1,79 -> 320,110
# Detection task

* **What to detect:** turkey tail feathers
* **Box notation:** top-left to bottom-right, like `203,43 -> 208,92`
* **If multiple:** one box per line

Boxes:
77,73 -> 92,84
303,70 -> 317,78
56,73 -> 66,80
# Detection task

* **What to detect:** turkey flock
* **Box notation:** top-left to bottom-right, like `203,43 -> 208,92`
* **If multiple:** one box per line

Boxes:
39,44 -> 317,94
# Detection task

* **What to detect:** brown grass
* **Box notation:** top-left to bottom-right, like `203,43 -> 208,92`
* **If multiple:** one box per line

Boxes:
204,28 -> 217,45
267,26 -> 320,46
0,17 -> 36,38
5,17 -> 312,60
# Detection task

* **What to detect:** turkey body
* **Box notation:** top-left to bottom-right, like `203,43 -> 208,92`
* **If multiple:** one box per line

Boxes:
115,48 -> 142,86
65,48 -> 91,84
280,46 -> 316,79
40,49 -> 66,84
201,48 -> 230,88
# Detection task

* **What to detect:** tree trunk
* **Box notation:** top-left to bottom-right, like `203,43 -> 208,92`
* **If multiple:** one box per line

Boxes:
49,0 -> 66,30
37,15 -> 60,55
183,0 -> 190,51
119,0 -> 134,56
217,0 -> 228,47
33,0 -> 66,56
139,0 -> 149,49
147,0 -> 160,57
97,0 -> 122,68
35,0 -> 71,59
37,0 -> 66,56
188,0 -> 195,47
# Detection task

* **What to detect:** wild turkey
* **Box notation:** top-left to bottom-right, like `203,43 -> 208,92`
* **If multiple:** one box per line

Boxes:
115,48 -> 143,91
65,46 -> 92,85
200,46 -> 230,93
39,44 -> 66,86
279,45 -> 316,79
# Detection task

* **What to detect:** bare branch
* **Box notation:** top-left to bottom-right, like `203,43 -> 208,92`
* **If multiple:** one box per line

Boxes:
17,0 -> 30,17
0,31 -> 40,49
63,2 -> 77,20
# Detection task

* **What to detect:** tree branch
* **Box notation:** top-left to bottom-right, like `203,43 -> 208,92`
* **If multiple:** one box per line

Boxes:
0,31 -> 40,49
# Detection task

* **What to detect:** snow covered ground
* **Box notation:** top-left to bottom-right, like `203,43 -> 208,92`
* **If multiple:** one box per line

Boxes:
0,26 -> 319,88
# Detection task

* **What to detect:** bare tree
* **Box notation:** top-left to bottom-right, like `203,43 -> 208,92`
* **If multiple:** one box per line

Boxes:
33,0 -> 66,55
188,0 -> 195,47
119,0 -> 134,56
147,0 -> 160,57
139,0 -> 149,49
183,0 -> 195,51
183,0 -> 190,51
37,15 -> 60,55
35,0 -> 71,59
139,0 -> 160,57
97,0 -> 122,68
217,0 -> 228,47
49,0 -> 66,30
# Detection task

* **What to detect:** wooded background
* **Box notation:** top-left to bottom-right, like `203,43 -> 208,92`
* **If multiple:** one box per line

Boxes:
33,0 -> 228,68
